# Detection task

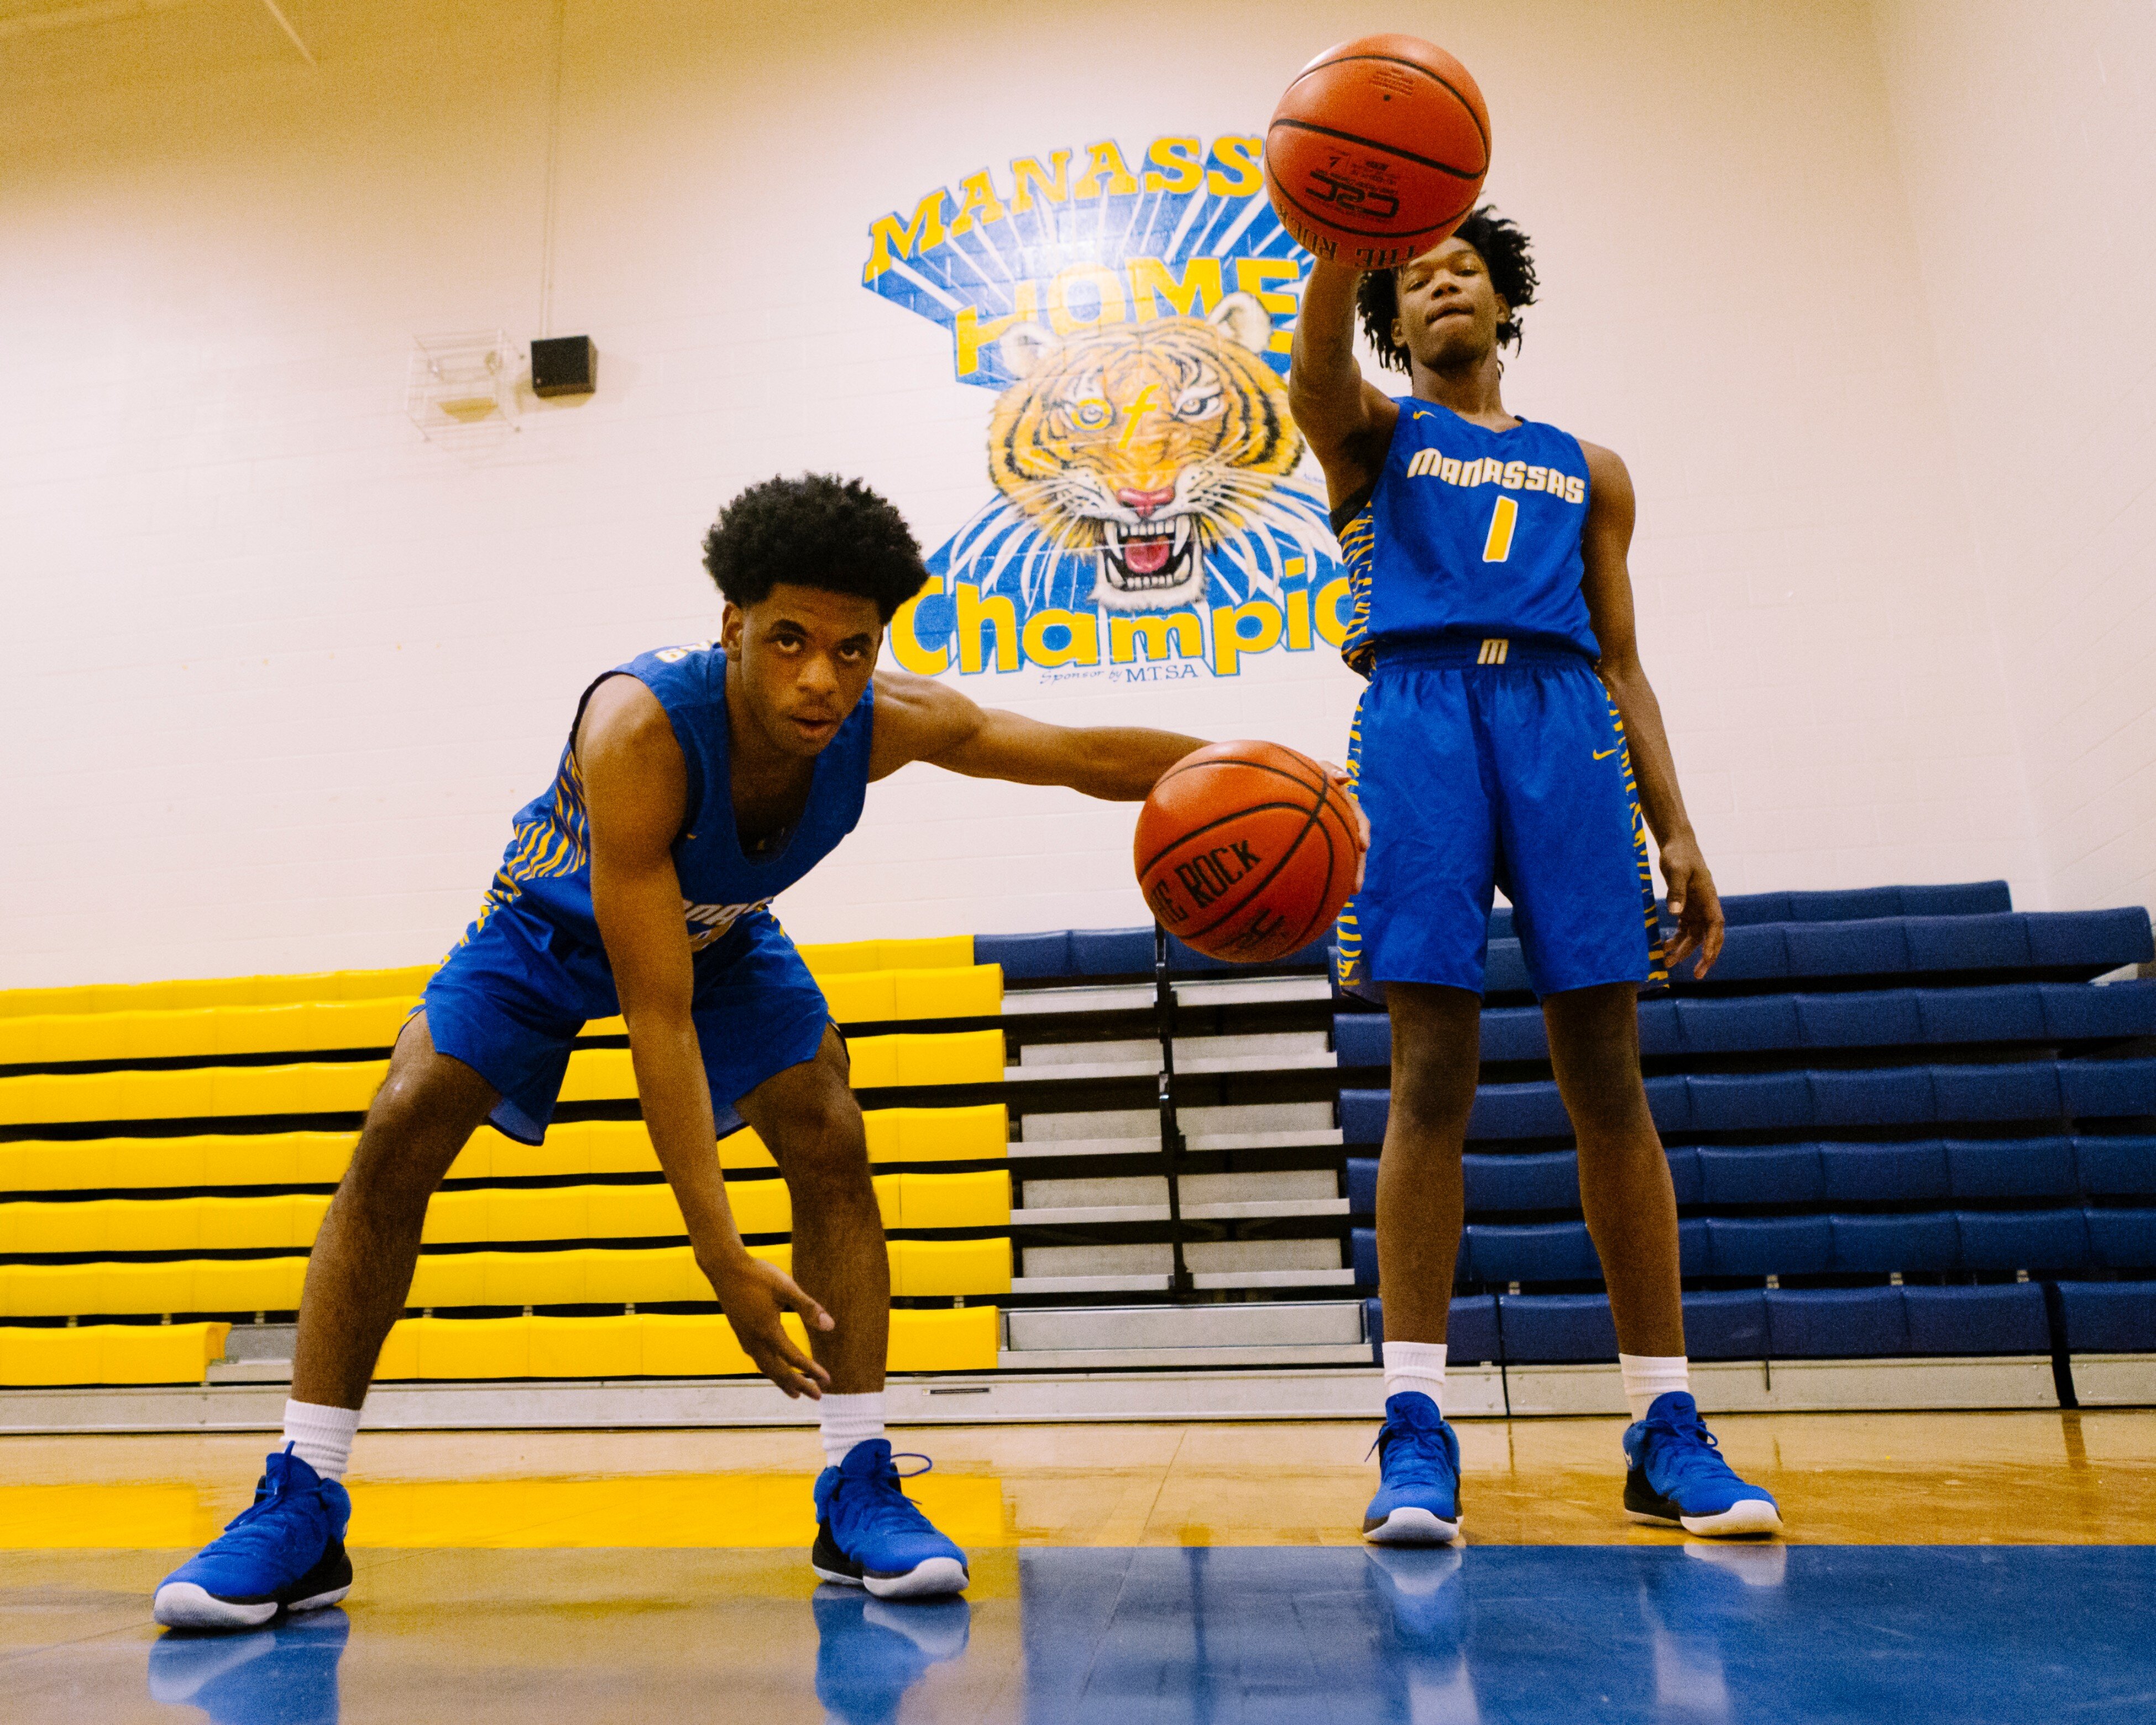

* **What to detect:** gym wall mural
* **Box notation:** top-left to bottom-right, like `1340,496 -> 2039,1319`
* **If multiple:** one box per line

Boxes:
861,134 -> 1351,685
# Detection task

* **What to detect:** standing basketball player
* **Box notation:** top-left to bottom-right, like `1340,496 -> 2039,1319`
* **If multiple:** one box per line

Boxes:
155,475 -> 1219,1627
1288,210 -> 1781,1540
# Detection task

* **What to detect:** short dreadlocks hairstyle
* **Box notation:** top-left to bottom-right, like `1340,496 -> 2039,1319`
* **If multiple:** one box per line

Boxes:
701,473 -> 929,624
1356,206 -> 1540,374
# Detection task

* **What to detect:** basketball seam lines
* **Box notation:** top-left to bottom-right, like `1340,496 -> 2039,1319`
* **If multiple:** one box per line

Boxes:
1283,52 -> 1490,155
1266,116 -> 1488,181
1155,779 -> 1343,953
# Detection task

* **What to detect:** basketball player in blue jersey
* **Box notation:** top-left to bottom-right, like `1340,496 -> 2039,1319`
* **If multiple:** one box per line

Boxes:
1288,209 -> 1781,1541
155,474 -> 1222,1629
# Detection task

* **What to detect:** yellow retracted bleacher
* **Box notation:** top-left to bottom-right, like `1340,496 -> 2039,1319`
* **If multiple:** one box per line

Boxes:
0,1107 -> 1008,1194
0,1237 -> 1008,1319
0,1322 -> 231,1387
368,1304 -> 998,1381
0,942 -> 1011,1387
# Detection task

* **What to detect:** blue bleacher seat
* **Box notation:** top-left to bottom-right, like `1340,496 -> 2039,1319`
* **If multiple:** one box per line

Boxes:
1788,920 -> 1911,978
1904,913 -> 2031,973
1694,923 -> 1788,982
1363,1294 -> 1504,1365
1706,1215 -> 1832,1277
1798,990 -> 1921,1049
1819,1140 -> 1950,1204
1465,1221 -> 1601,1284
1665,1147 -> 1703,1206
1945,1137 -> 2077,1200
1697,1143 -> 1823,1205
1163,932 -> 1330,975
976,930 -> 1074,980
1903,1283 -> 2050,1355
1788,887 -> 1901,923
1810,1067 -> 1935,1127
1830,1211 -> 1960,1274
1914,985 -> 2047,1044
1467,1081 -> 1570,1141
1498,1293 -> 1618,1362
2075,1137 -> 2156,1196
1351,1227 -> 1378,1288
1463,1151 -> 1579,1213
1635,998 -> 1682,1057
1688,1071 -> 1810,1131
1932,1061 -> 2065,1122
1768,1287 -> 1909,1357
1333,1016 -> 1389,1068
1341,1089 -> 1388,1145
1683,1290 -> 1770,1361
2060,1058 -> 2156,1120
2024,908 -> 2155,971
1484,939 -> 1530,995
1954,1208 -> 2091,1272
1676,995 -> 1798,1053
1720,890 -> 1792,926
1643,1075 -> 1690,1132
1678,1217 -> 1711,1276
1479,1006 -> 1547,1062
2058,1281 -> 2156,1353
2040,980 -> 2156,1041
2086,1209 -> 2156,1272
1346,1158 -> 1377,1218
1898,882 -> 2013,917
1075,927 -> 1155,974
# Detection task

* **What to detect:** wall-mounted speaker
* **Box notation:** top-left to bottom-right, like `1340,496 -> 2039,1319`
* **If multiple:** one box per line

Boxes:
531,334 -> 597,398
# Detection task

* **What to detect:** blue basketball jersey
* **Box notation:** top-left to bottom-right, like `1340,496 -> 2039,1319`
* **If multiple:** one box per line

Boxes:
459,642 -> 873,961
1335,402 -> 1599,673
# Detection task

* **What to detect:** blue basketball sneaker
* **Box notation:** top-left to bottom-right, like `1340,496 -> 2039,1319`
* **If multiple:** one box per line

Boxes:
153,1446 -> 353,1629
1623,1392 -> 1783,1536
811,1440 -> 970,1599
1362,1392 -> 1462,1544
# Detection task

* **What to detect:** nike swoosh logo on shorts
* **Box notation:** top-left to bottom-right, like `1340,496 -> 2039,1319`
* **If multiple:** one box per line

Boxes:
1593,748 -> 1619,760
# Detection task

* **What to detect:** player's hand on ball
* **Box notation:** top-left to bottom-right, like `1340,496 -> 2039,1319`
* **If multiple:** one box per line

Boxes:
702,1250 -> 835,1399
1319,760 -> 1371,890
1657,834 -> 1725,979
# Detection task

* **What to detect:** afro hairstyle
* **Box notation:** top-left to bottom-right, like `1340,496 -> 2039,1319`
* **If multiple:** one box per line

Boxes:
1356,206 -> 1540,374
700,473 -> 929,624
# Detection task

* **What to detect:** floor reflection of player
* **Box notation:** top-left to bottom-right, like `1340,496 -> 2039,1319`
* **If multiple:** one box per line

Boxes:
812,1587 -> 970,1725
1363,1547 -> 1482,1725
1636,1544 -> 1788,1723
147,1607 -> 348,1725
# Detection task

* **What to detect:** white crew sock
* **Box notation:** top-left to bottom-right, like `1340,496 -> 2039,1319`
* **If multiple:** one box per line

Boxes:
1381,1340 -> 1447,1413
281,1399 -> 361,1482
1619,1353 -> 1691,1423
820,1392 -> 887,1466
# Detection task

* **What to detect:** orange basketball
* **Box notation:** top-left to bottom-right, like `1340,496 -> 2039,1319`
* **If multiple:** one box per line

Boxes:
1264,34 -> 1491,270
1134,741 -> 1363,964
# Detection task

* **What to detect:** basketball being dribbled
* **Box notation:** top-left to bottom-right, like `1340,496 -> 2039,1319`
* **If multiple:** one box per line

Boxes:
1264,34 -> 1490,270
1135,741 -> 1363,964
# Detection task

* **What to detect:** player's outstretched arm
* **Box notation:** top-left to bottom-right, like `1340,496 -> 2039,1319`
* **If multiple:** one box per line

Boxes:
868,668 -> 1203,800
579,676 -> 835,1397
1578,442 -> 1725,979
1287,260 -> 1400,508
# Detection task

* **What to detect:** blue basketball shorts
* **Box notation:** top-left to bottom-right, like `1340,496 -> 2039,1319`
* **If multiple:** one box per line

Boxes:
1334,640 -> 1666,1002
419,900 -> 830,1145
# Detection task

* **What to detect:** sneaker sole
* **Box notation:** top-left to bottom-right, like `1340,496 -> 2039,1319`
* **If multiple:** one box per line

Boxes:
865,1556 -> 970,1600
151,1580 -> 349,1631
1624,1502 -> 1783,1538
1362,1507 -> 1461,1546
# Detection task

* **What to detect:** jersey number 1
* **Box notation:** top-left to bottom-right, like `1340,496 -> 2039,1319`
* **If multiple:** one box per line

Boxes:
1482,495 -> 1518,563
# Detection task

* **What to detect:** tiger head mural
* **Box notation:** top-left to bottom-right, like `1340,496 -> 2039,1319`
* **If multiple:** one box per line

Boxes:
985,294 -> 1311,614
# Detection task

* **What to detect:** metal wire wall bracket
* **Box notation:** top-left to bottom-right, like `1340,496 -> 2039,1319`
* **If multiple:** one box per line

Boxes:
1155,923 -> 1194,1297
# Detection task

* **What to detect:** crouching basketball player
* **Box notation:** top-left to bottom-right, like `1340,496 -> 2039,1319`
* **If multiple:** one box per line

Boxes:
155,475 -> 1216,1628
1288,210 -> 1782,1540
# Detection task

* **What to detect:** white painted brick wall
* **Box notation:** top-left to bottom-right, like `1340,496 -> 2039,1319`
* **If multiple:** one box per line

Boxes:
0,0 -> 2077,985
1872,0 -> 2156,921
